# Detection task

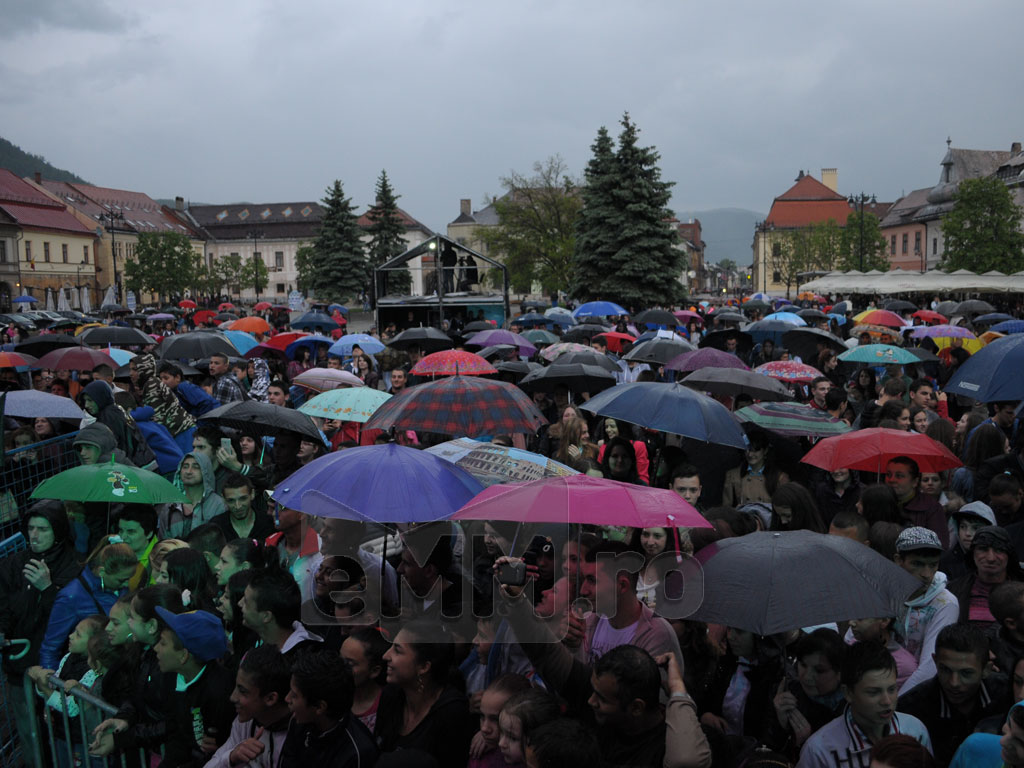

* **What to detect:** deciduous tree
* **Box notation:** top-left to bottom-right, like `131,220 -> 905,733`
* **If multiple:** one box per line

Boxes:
124,232 -> 198,302
838,211 -> 888,271
942,176 -> 1024,273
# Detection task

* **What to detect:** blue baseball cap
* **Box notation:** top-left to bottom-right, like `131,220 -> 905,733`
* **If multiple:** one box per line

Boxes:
155,607 -> 227,662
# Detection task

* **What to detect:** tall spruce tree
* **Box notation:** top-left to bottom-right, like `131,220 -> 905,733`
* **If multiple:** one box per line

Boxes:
366,170 -> 411,297
311,180 -> 366,303
571,114 -> 683,310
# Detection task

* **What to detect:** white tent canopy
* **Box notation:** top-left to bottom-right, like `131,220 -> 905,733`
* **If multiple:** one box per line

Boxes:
800,269 -> 1024,295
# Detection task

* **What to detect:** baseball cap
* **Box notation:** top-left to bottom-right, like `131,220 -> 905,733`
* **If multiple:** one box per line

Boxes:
895,526 -> 943,553
953,501 -> 997,527
155,607 -> 227,662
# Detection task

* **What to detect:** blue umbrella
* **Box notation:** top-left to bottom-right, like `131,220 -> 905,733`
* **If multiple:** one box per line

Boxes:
106,347 -> 136,366
285,334 -> 335,359
974,313 -> 1015,326
573,301 -> 628,318
291,312 -> 339,332
946,335 -> 1024,402
271,443 -> 484,523
222,330 -> 260,354
329,334 -> 386,357
827,313 -> 848,326
746,319 -> 802,345
989,320 -> 1024,335
763,312 -> 807,325
3,389 -> 86,419
580,382 -> 748,449
327,304 -> 349,315
13,294 -> 38,304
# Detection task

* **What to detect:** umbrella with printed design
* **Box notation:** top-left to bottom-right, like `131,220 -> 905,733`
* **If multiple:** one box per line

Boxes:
411,350 -> 496,376
298,388 -> 392,422
753,361 -> 821,383
31,461 -> 187,504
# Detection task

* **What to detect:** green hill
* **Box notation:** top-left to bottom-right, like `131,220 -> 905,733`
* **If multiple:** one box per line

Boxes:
0,136 -> 88,184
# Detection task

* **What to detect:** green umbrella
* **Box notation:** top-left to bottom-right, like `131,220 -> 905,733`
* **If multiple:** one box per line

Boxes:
31,461 -> 187,504
735,402 -> 852,438
838,344 -> 919,365
298,388 -> 392,423
522,329 -> 559,346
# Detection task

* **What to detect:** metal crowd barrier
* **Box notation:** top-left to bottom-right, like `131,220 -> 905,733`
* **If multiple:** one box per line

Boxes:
0,431 -> 80,542
0,533 -> 27,768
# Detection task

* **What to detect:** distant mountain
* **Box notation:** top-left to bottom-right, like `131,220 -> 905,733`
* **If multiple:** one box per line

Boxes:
0,137 -> 88,184
675,208 -> 765,266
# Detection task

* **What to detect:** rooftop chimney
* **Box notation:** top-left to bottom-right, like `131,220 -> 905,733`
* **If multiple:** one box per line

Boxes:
460,199 -> 471,216
34,172 -> 41,184
1013,142 -> 1022,155
175,196 -> 185,211
821,168 -> 838,192
796,170 -> 805,181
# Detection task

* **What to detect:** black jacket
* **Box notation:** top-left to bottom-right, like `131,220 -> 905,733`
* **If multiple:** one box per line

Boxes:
281,714 -> 379,768
976,452 -> 1024,505
374,684 -> 474,767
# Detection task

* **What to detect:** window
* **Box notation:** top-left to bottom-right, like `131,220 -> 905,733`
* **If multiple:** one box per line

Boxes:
44,242 -> 50,262
25,241 -> 31,262
62,243 -> 68,263
773,271 -> 781,283
83,245 -> 89,264
914,232 -> 921,254
230,252 -> 239,259
253,251 -> 261,261
0,241 -> 5,263
933,238 -> 938,255
890,235 -> 896,255
901,234 -> 908,254
276,283 -> 285,293
275,251 -> 284,269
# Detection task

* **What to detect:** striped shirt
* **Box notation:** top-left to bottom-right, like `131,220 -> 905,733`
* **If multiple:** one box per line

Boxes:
797,706 -> 932,768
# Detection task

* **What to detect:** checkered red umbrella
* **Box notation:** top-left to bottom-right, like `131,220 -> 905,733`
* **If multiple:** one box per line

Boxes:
411,350 -> 497,376
363,376 -> 548,437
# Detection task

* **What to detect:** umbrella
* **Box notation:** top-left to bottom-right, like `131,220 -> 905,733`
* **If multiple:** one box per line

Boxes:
665,348 -> 750,374
934,300 -> 959,317
849,325 -> 904,344
521,329 -> 560,346
781,328 -> 847,363
387,327 -> 455,353
593,331 -> 636,354
363,376 -> 547,437
746,319 -> 803,345
35,346 -> 114,371
476,344 -> 519,361
762,312 -> 807,326
214,312 -> 239,323
973,313 -> 1015,327
253,301 -> 272,311
561,325 -> 612,344
31,461 -> 187,504
465,329 -> 537,358
513,312 -> 550,326
633,309 -> 678,327
157,333 -> 239,360
753,361 -> 821,383
244,342 -> 289,361
741,300 -> 771,313
329,334 -> 386,357
989,320 -> 1024,335
105,348 -> 136,366
291,312 -> 339,332
427,438 -> 579,488
710,311 -> 747,324
327,304 -> 349,315
674,310 -> 704,325
454,474 -> 710,530
410,350 -> 496,376
462,320 -> 496,334
201,400 -> 322,441
954,299 -> 995,316
548,350 -> 620,372
905,347 -> 941,364
699,329 -> 755,357
580,382 -> 748,449
945,334 -> 1024,402
79,326 -> 154,346
802,427 -> 962,474
218,302 -> 236,311
573,301 -> 628,318
623,337 -> 695,365
100,304 -> 130,314
271,443 -> 483,523
13,294 -> 38,304
910,324 -> 976,340
3,389 -> 86,419
796,309 -> 828,321
883,299 -> 918,313
838,344 -> 920,366
831,301 -> 851,315
544,306 -> 575,320
911,309 -> 947,324
14,334 -> 80,357
285,334 -> 335,359
264,332 -> 310,351
147,313 -> 176,322
519,363 -> 617,395
297,388 -> 392,422
178,299 -> 197,309
492,360 -> 542,381
690,531 -> 922,635
681,368 -> 792,401
539,342 -> 593,362
0,351 -> 31,368
230,316 -> 272,334
735,402 -> 851,437
192,309 -> 218,324
852,309 -> 907,329
221,330 -> 260,355
292,368 -> 365,391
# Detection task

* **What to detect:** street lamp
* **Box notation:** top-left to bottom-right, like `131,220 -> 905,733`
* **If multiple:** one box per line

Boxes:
97,209 -> 125,302
847,193 -> 876,272
248,230 -> 264,301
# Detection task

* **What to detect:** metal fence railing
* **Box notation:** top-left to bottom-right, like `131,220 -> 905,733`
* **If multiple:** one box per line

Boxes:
0,533 -> 27,768
0,431 -> 79,541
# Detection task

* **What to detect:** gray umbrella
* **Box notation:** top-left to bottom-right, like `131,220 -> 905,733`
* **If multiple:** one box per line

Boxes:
688,530 -> 922,635
681,368 -> 792,401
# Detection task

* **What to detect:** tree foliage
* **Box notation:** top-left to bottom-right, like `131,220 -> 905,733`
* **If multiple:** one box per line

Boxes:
241,255 -> 270,298
838,210 -> 888,271
304,180 -> 366,303
571,114 -> 683,309
941,176 -> 1024,272
476,156 -> 582,294
124,232 -> 198,301
366,170 -> 411,296
769,220 -> 846,298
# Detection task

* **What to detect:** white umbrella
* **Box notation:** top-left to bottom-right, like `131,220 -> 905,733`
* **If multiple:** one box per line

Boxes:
45,288 -> 55,311
81,286 -> 92,314
101,285 -> 117,308
57,287 -> 71,312
70,287 -> 80,309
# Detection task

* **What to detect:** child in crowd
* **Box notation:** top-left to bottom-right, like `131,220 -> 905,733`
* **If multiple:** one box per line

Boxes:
469,674 -> 534,768
497,689 -> 561,767
340,627 -> 391,732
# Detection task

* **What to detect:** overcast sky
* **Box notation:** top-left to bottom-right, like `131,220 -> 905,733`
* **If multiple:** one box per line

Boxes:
3,0 -> 1022,242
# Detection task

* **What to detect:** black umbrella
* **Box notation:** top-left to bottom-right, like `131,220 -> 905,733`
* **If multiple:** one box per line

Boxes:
742,300 -> 771,313
681,368 -> 791,401
832,301 -> 852,315
388,327 -> 454,353
14,334 -> 80,357
514,313 -> 549,326
633,309 -> 678,327
883,299 -> 918,313
214,312 -> 239,322
100,304 -> 130,314
935,300 -> 959,317
462,320 -> 494,334
80,325 -> 154,347
492,360 -> 541,381
476,344 -> 519,361
200,400 -> 322,441
777,305 -> 802,314
519,363 -> 617,395
781,328 -> 846,363
796,308 -> 828,321
548,350 -> 620,372
157,333 -> 239,360
710,312 -> 747,324
699,329 -> 755,356
623,337 -> 695,365
954,299 -> 995,316
562,325 -> 610,344
520,300 -> 549,310
905,347 -> 941,363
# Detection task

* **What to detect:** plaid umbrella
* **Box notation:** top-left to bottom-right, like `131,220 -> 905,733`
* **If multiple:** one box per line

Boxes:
735,402 -> 851,437
363,376 -> 548,437
754,361 -> 821,383
410,350 -> 497,376
666,347 -> 749,373
540,342 -> 593,361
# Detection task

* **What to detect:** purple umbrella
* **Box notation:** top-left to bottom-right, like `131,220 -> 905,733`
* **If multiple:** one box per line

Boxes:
465,329 -> 537,357
271,443 -> 484,523
665,347 -> 750,374
909,324 -> 976,340
148,313 -> 176,321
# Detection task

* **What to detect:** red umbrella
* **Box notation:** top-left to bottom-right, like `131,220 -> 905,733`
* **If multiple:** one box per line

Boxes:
911,309 -> 947,325
230,317 -> 271,334
0,351 -> 32,368
253,301 -> 272,311
853,309 -> 907,329
410,350 -> 497,376
593,331 -> 636,354
264,332 -> 310,350
801,427 -> 962,475
218,302 -> 236,311
35,346 -> 114,371
193,310 -> 217,324
754,361 -> 821,383
178,299 -> 197,309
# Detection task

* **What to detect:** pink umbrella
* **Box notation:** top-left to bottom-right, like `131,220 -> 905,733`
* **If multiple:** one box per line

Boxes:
292,368 -> 365,392
909,324 -> 976,340
453,474 -> 711,529
666,347 -> 750,373
411,349 -> 497,376
673,310 -> 704,325
754,360 -> 821,383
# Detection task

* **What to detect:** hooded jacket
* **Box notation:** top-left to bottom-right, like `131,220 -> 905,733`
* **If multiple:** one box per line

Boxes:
248,358 -> 270,402
73,421 -> 132,466
162,451 -> 225,538
129,405 -> 185,474
0,502 -> 82,675
39,565 -> 123,668
134,353 -> 196,436
949,700 -> 1024,767
83,380 -> 133,456
897,570 -> 959,694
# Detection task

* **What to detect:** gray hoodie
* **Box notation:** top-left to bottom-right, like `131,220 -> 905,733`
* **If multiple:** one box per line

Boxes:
160,451 -> 225,538
72,422 -> 134,466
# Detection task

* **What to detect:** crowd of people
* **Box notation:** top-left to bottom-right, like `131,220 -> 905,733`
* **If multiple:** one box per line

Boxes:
2,295 -> 1024,768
